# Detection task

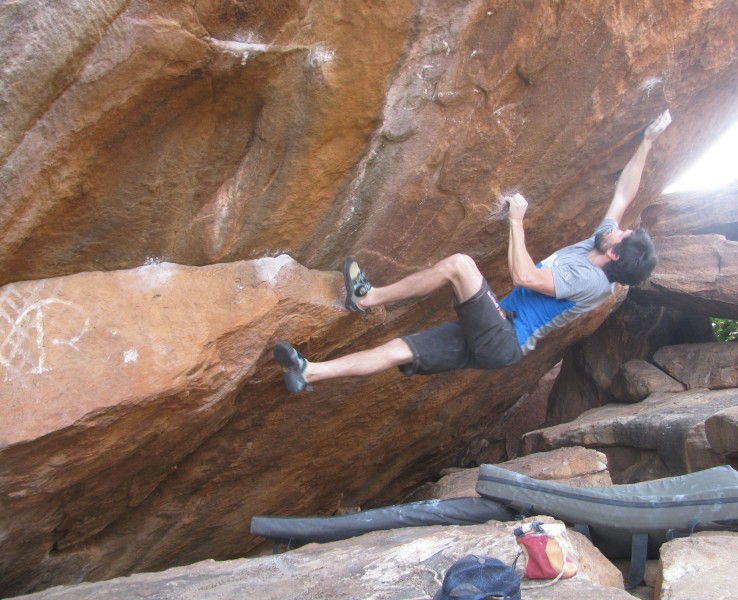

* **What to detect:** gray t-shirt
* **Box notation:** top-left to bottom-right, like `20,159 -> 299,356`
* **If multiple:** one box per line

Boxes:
499,219 -> 617,354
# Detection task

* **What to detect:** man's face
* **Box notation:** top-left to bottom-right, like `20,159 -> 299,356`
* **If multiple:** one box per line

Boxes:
594,226 -> 633,254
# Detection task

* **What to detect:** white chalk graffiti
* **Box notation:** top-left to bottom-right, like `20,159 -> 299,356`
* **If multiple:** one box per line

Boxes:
0,289 -> 90,382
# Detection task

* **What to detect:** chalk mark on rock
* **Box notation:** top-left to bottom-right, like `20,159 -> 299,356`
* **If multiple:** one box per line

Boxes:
0,291 -> 90,383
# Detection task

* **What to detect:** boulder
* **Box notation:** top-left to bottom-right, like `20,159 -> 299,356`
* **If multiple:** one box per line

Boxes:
0,257 -> 357,595
15,518 -> 627,600
2,0 -> 738,294
653,342 -> 738,389
546,298 -> 713,425
0,256 -> 348,446
0,0 -> 416,284
417,447 -> 612,500
501,362 -> 560,458
630,235 -> 738,318
641,182 -> 738,240
658,533 -> 738,599
705,406 -> 738,458
610,359 -> 685,403
0,256 -> 616,596
522,389 -> 738,482
499,448 -> 612,487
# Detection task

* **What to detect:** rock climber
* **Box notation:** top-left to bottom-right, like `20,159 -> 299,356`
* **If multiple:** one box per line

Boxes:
274,110 -> 672,392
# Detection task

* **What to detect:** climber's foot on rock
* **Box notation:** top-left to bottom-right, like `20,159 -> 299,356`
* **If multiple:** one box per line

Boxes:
343,257 -> 373,313
274,341 -> 313,393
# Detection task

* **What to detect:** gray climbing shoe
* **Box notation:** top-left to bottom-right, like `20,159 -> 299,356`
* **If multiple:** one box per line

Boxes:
343,257 -> 373,313
274,341 -> 313,393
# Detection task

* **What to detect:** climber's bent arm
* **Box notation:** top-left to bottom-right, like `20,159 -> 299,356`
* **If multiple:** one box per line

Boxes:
506,194 -> 556,297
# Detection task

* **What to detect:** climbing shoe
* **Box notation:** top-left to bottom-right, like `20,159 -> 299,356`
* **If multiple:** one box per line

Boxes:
273,341 -> 313,393
343,257 -> 373,313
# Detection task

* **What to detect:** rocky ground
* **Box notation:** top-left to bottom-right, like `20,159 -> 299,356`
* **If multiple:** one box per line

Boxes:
14,446 -> 738,599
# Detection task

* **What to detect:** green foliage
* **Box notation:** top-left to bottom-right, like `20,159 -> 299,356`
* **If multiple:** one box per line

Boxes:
711,318 -> 738,342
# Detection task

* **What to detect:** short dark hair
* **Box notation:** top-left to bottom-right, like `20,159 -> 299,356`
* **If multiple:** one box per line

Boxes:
603,227 -> 656,286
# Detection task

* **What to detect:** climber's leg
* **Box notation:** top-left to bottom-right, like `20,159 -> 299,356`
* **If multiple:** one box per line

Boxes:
346,254 -> 485,312
274,338 -> 414,392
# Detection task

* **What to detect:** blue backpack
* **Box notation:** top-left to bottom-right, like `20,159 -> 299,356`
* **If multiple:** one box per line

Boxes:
433,555 -> 521,600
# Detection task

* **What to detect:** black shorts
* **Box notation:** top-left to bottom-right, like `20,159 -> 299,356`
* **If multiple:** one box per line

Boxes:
399,281 -> 523,376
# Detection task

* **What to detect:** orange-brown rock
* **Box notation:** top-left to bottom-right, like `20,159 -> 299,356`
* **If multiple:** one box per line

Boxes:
0,257 -> 346,447
415,447 -> 612,500
2,1 -> 738,289
0,0 -> 416,284
705,406 -> 738,461
0,257 -> 615,596
3,0 -> 738,596
630,235 -> 738,318
654,343 -> 738,390
0,257 -> 357,594
522,389 -> 738,482
545,297 -> 714,426
501,362 -> 560,458
658,533 -> 738,600
610,359 -> 685,403
641,183 -> 738,240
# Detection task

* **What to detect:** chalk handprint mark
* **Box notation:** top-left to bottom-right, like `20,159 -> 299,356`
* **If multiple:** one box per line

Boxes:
0,290 -> 90,383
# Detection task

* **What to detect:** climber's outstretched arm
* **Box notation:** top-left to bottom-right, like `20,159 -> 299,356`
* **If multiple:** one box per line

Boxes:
605,109 -> 671,224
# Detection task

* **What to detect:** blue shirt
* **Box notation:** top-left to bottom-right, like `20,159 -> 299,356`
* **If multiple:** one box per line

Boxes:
499,220 -> 616,354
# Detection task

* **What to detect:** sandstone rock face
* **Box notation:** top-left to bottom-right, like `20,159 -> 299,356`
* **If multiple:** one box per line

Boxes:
658,533 -> 738,599
705,407 -> 738,464
416,447 -> 612,500
0,257 -> 352,594
1,256 -> 345,446
654,343 -> 738,390
501,362 -> 560,458
0,254 -> 618,595
630,235 -> 738,318
523,389 -> 738,482
0,0 -> 416,284
15,519 -> 628,600
2,0 -> 738,291
546,297 -> 714,426
641,182 -> 738,240
3,0 -> 738,595
610,358 -> 685,403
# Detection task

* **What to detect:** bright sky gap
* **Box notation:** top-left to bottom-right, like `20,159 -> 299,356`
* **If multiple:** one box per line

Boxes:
663,119 -> 738,194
